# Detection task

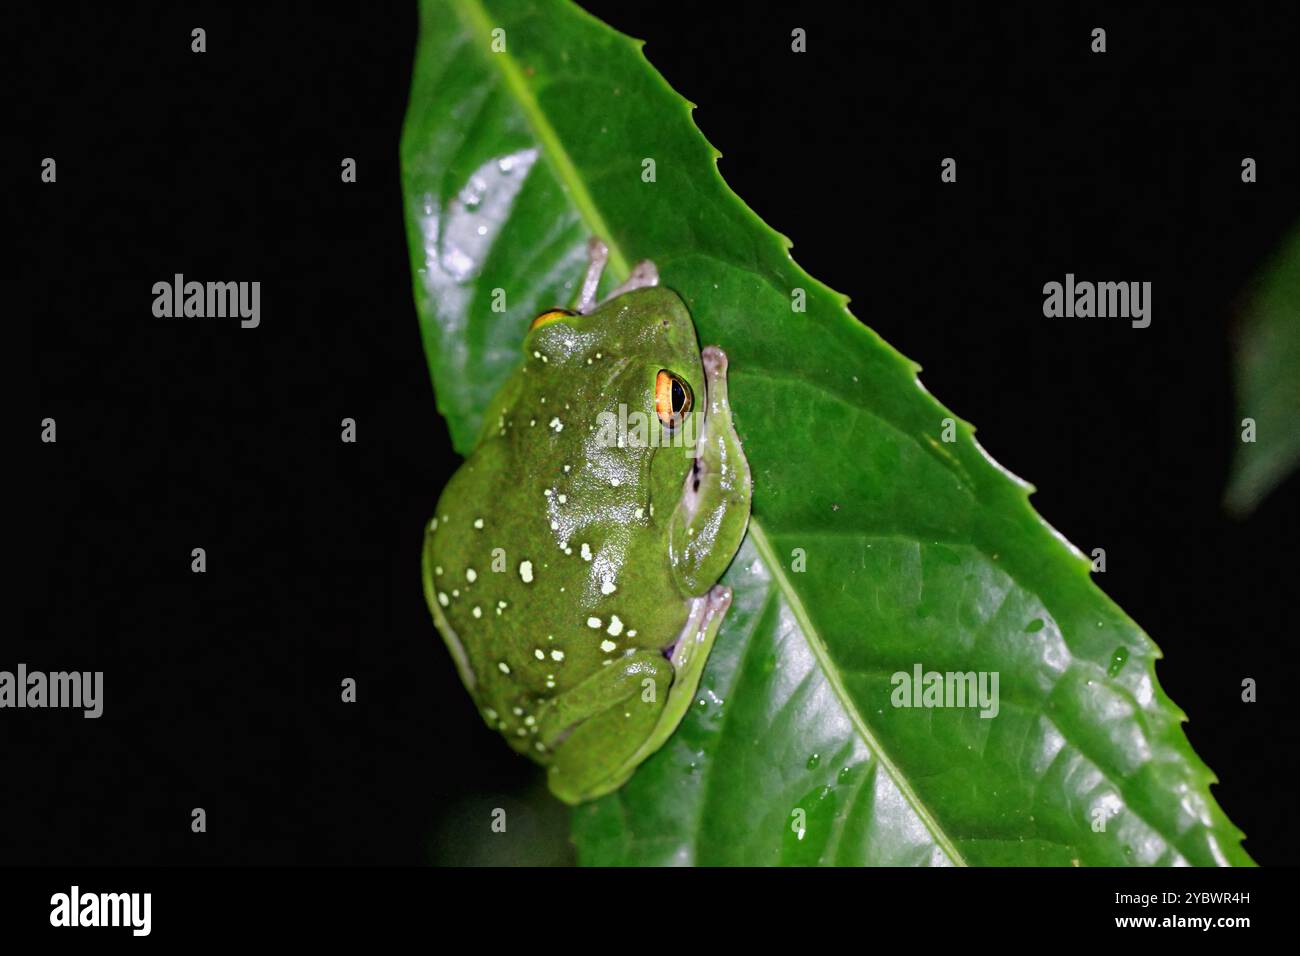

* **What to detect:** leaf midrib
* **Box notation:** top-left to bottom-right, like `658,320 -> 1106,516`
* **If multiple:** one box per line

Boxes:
449,0 -> 631,279
453,0 -> 968,865
747,523 -> 967,866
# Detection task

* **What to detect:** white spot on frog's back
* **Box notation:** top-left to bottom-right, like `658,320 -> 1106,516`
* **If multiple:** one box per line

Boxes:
607,615 -> 624,637
519,560 -> 534,583
587,617 -> 602,629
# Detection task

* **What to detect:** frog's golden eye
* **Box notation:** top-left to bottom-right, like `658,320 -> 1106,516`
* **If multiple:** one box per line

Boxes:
530,308 -> 575,331
655,370 -> 693,428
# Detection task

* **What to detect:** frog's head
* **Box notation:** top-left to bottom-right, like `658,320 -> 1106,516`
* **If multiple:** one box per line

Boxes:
524,285 -> 705,517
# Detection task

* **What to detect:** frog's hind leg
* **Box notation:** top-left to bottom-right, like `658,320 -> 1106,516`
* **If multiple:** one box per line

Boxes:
538,588 -> 731,804
575,236 -> 659,314
639,584 -> 731,760
537,651 -> 674,804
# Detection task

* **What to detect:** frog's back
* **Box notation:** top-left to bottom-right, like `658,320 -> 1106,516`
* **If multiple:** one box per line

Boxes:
424,349 -> 693,753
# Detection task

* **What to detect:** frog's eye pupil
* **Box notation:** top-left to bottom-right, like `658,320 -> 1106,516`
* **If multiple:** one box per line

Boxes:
655,370 -> 692,428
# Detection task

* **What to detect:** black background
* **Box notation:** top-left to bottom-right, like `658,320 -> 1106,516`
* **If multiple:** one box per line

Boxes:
16,1 -> 1298,867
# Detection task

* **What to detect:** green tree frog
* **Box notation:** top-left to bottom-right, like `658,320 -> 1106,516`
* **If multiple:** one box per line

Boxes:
423,238 -> 752,804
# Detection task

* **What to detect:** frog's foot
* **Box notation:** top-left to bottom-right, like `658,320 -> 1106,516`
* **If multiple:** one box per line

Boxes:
575,236 -> 660,314
602,259 -> 659,304
575,237 -> 609,314
663,584 -> 732,669
701,343 -> 727,383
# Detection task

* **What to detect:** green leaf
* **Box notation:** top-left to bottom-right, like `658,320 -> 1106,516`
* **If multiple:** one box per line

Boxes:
401,0 -> 1253,866
1225,225 -> 1300,516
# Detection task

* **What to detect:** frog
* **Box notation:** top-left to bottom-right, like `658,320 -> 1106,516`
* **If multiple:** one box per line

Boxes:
422,237 -> 752,805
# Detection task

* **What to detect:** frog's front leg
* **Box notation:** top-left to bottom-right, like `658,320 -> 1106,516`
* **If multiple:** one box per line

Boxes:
537,650 -> 674,804
669,346 -> 753,595
574,237 -> 660,314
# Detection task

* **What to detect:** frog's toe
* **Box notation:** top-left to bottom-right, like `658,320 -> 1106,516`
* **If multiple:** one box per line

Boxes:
701,345 -> 729,377
626,259 -> 659,287
707,583 -> 732,613
603,259 -> 659,302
